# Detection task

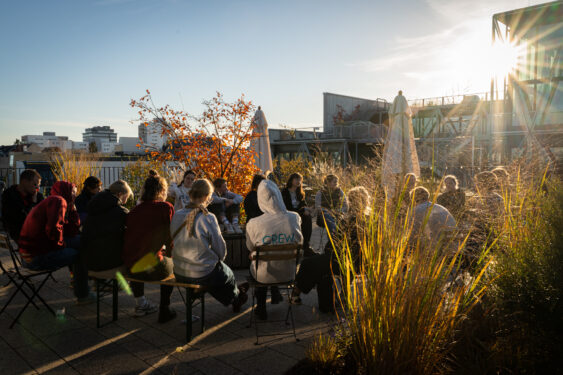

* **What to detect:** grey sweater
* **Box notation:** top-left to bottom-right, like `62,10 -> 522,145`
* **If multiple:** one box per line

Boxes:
171,208 -> 227,278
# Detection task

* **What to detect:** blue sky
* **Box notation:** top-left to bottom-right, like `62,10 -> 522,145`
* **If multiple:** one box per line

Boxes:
0,0 -> 547,144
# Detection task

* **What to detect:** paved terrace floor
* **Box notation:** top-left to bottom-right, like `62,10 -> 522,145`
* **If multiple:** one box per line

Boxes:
0,225 -> 333,375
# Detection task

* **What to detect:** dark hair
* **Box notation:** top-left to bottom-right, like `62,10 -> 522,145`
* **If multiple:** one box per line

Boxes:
250,174 -> 266,191
286,173 -> 305,199
83,176 -> 102,190
141,170 -> 168,202
181,170 -> 196,183
213,178 -> 227,190
20,169 -> 41,182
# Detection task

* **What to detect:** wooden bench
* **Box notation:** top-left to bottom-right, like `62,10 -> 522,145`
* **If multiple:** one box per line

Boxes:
88,269 -> 207,342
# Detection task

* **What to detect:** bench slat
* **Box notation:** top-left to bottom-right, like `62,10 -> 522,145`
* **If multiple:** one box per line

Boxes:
124,275 -> 207,290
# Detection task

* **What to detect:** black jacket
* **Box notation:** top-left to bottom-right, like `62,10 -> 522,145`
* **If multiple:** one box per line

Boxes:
1,185 -> 44,240
81,190 -> 128,271
281,188 -> 307,214
75,190 -> 95,223
244,191 -> 263,221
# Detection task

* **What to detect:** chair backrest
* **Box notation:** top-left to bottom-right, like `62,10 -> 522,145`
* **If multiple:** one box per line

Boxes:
0,232 -> 23,274
252,243 -> 301,262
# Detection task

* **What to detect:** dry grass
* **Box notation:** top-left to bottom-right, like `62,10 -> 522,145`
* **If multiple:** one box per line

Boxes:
50,151 -> 102,192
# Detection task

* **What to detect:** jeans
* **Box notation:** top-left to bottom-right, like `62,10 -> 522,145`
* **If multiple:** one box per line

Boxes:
129,256 -> 174,307
22,236 -> 89,298
208,202 -> 240,222
317,210 -> 337,235
175,261 -> 239,306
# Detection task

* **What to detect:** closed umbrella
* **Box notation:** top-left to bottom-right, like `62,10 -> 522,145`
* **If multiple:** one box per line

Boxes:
251,106 -> 274,174
381,90 -> 420,198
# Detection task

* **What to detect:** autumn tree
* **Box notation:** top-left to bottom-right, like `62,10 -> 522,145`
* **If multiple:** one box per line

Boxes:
130,90 -> 260,195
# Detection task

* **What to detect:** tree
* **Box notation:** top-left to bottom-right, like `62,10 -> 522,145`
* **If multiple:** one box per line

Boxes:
130,90 -> 260,195
88,141 -> 98,153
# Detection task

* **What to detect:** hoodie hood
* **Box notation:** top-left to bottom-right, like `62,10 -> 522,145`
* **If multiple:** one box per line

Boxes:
50,181 -> 75,205
87,189 -> 121,216
257,180 -> 287,214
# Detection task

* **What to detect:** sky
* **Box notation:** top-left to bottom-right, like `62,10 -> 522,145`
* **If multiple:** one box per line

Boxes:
0,0 -> 548,145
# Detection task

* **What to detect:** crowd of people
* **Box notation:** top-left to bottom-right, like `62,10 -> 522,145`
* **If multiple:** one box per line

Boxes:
0,165 -> 508,322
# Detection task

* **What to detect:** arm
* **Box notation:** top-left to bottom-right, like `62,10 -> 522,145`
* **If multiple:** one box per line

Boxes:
64,206 -> 81,238
340,190 -> 349,213
210,192 -> 226,205
315,191 -> 322,211
207,214 -> 227,260
245,223 -> 256,251
45,197 -> 66,248
164,204 -> 175,255
226,191 -> 243,205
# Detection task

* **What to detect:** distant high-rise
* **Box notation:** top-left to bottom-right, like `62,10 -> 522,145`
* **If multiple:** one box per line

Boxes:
83,126 -> 117,152
138,120 -> 167,149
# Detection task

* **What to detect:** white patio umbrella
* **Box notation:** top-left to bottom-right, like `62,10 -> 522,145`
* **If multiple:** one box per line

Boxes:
250,106 -> 274,174
381,90 -> 421,198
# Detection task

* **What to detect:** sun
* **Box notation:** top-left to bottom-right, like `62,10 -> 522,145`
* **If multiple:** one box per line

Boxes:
489,40 -> 524,78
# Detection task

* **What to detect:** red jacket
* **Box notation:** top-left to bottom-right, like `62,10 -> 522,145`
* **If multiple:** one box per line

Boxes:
122,200 -> 174,269
18,181 -> 80,260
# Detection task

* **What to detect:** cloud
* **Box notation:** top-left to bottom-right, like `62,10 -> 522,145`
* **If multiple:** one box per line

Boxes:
349,0 -> 548,97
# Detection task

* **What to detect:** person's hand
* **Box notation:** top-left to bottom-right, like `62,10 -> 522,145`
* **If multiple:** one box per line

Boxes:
31,190 -> 39,203
304,208 -> 311,216
225,199 -> 234,207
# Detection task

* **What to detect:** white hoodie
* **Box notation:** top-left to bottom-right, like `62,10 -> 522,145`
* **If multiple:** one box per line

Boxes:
246,180 -> 303,283
171,208 -> 227,278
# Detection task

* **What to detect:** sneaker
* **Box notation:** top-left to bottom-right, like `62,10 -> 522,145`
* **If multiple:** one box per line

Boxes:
134,300 -> 158,317
76,292 -> 96,305
237,282 -> 249,294
158,306 -> 177,323
224,223 -> 235,234
232,223 -> 243,234
289,294 -> 302,305
254,305 -> 268,320
232,291 -> 248,313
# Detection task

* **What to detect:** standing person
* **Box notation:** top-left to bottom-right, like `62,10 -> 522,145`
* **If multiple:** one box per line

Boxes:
168,170 -> 196,211
315,175 -> 348,235
244,174 -> 266,222
246,180 -> 303,320
208,178 -> 243,234
436,175 -> 466,218
81,180 -> 133,271
1,169 -> 44,240
75,176 -> 102,223
292,186 -> 371,313
281,173 -> 314,256
171,179 -> 248,312
122,170 -> 176,323
18,181 -> 93,303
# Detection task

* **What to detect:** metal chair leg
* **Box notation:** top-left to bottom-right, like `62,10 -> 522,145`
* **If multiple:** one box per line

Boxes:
185,287 -> 192,343
96,279 -> 100,328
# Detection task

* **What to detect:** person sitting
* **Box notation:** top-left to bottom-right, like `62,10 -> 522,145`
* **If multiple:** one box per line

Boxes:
1,169 -> 44,240
243,174 -> 266,222
18,181 -> 93,303
122,170 -> 176,323
81,180 -> 133,272
411,186 -> 456,245
246,179 -> 303,320
281,173 -> 314,256
474,171 -> 504,214
491,166 -> 510,191
171,179 -> 248,312
315,175 -> 348,235
292,186 -> 371,313
75,176 -> 102,223
208,178 -> 243,234
436,175 -> 466,218
168,169 -> 195,211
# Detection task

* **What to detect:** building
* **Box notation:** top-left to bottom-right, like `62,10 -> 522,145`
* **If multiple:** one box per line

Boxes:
115,136 -> 145,154
138,120 -> 166,150
83,126 -> 118,152
21,132 -> 73,151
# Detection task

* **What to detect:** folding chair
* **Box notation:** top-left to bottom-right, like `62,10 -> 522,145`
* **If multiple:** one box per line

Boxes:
0,233 -> 58,328
246,243 -> 301,345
